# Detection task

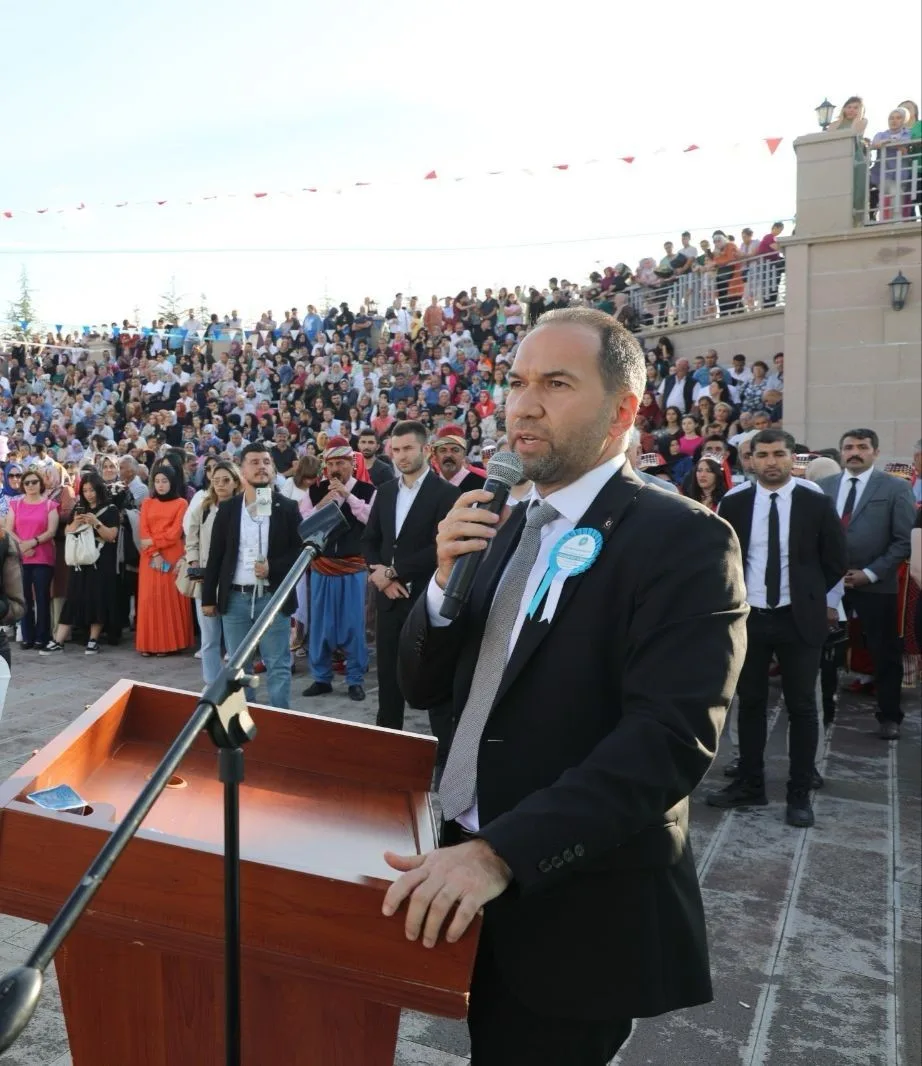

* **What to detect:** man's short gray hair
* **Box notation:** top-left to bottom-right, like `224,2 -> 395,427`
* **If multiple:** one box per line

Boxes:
535,307 -> 646,398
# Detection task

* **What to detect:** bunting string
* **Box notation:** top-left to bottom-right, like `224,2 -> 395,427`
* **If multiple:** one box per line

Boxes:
1,138 -> 784,221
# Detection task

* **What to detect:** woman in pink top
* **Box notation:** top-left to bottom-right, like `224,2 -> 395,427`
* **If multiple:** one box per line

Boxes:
678,414 -> 704,458
4,470 -> 60,649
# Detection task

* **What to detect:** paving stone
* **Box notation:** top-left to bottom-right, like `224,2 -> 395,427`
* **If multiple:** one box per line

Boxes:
0,644 -> 917,1065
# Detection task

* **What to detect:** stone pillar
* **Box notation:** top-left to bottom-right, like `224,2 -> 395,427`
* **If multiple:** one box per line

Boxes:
792,130 -> 863,239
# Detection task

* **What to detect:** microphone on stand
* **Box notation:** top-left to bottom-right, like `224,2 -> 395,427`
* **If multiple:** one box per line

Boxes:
439,451 -> 524,621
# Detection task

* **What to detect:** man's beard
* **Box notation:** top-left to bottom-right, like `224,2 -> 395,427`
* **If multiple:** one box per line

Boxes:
517,405 -> 611,486
398,455 -> 425,476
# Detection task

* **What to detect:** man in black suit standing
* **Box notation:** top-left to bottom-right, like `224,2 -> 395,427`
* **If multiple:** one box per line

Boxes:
818,428 -> 915,739
381,308 -> 748,1065
362,420 -> 458,731
707,429 -> 847,827
202,442 -> 303,709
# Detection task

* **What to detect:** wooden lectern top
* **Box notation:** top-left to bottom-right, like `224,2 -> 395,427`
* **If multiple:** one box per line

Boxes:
0,679 -> 479,1022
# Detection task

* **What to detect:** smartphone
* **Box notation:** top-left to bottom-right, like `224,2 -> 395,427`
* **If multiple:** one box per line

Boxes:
254,486 -> 273,517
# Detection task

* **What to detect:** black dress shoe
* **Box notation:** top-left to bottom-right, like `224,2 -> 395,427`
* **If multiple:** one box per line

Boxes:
302,682 -> 333,697
723,758 -> 741,778
348,685 -> 366,702
786,790 -> 815,828
706,779 -> 768,809
879,720 -> 900,741
19,642 -> 34,651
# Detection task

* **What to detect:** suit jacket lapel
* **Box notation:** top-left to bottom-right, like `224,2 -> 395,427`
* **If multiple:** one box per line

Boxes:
729,488 -> 755,560
789,485 -> 805,564
849,471 -> 879,527
491,470 -> 646,709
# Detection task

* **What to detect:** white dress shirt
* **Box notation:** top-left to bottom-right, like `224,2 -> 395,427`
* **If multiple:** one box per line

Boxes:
744,479 -> 796,609
395,467 -> 429,537
232,502 -> 269,587
426,455 -> 626,830
834,467 -> 879,584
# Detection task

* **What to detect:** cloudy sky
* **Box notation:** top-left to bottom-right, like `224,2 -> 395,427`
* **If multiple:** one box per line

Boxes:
1,0 -> 919,328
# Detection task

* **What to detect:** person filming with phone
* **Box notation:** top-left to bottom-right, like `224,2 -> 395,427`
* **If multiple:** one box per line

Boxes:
202,442 -> 302,709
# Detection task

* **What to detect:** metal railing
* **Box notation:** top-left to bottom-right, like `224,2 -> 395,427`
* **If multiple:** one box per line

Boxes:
861,139 -> 922,225
625,250 -> 786,330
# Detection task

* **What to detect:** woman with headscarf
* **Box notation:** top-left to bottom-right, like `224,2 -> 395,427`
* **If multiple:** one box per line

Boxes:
136,461 -> 193,656
40,472 -> 120,655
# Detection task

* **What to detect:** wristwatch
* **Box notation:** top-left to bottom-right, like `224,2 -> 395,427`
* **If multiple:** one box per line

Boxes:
384,567 -> 397,581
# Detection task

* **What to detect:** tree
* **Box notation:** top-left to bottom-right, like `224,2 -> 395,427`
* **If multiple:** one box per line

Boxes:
197,292 -> 210,326
6,266 -> 38,339
158,275 -> 185,325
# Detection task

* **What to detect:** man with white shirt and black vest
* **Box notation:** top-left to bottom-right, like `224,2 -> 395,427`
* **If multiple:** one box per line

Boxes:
656,357 -> 700,414
382,308 -> 748,1065
362,421 -> 459,730
300,436 -> 376,702
818,428 -> 915,739
707,429 -> 847,827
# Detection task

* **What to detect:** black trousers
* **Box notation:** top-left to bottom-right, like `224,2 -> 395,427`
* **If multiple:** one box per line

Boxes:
737,607 -> 821,793
374,599 -> 411,730
468,934 -> 632,1066
846,590 -> 904,723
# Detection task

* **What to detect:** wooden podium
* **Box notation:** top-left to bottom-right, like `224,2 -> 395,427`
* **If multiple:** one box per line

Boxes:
0,680 -> 478,1065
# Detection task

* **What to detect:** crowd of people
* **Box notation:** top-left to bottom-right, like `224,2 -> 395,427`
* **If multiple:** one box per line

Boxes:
826,96 -> 922,222
0,277 -> 918,746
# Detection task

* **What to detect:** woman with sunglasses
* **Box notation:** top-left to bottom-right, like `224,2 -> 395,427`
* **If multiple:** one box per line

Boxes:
4,470 -> 59,650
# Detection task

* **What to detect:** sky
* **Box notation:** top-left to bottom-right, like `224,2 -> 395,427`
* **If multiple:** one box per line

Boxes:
1,0 -> 920,330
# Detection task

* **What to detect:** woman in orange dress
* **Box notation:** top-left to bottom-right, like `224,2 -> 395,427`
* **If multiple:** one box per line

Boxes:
136,462 -> 193,656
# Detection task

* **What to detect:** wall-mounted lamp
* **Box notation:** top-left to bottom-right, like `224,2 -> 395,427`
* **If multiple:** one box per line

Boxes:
815,99 -> 835,131
889,271 -> 911,311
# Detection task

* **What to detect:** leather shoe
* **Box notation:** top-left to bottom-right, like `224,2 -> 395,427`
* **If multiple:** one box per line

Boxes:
706,779 -> 768,809
786,790 -> 815,828
723,758 -> 741,778
302,682 -> 333,697
348,685 -> 366,702
879,720 -> 901,741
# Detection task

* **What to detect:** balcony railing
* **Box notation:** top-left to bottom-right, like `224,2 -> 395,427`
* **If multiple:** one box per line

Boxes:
625,250 -> 786,330
860,139 -> 922,226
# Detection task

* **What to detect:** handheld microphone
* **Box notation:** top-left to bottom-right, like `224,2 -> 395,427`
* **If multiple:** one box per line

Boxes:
439,451 -> 524,621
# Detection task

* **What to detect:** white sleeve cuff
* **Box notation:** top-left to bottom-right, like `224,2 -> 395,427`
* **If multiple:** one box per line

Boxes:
862,568 -> 879,584
426,574 -> 454,628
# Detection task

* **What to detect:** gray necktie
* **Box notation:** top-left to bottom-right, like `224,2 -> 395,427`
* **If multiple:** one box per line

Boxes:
439,500 -> 560,822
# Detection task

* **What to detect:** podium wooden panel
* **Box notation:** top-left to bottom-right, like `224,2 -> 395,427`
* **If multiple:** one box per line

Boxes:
0,680 -> 478,1065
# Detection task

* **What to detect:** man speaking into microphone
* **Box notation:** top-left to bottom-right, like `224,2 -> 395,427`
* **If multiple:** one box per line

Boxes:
382,308 -> 748,1065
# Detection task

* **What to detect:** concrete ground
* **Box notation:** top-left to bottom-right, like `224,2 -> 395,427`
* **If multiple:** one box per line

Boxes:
0,642 -> 918,1065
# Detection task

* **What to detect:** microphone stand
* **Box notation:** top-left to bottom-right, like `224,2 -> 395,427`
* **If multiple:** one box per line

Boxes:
0,502 -> 348,1064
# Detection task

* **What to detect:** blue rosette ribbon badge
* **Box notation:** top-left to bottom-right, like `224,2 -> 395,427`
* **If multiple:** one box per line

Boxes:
527,527 -> 603,624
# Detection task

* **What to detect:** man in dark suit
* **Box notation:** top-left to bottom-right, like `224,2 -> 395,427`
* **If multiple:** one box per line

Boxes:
818,428 -> 915,739
707,429 -> 847,827
362,420 -> 458,731
202,441 -> 303,709
381,308 -> 748,1065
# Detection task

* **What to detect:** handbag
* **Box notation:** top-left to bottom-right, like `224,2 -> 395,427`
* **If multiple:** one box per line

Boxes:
64,524 -> 101,568
174,555 -> 197,598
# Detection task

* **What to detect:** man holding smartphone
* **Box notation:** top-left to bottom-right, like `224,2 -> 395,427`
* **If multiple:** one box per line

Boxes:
202,442 -> 303,709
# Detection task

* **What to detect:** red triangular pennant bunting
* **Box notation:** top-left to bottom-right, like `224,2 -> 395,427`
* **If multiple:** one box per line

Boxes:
254,192 -> 268,198
765,137 -> 783,156
76,202 -> 86,210
683,144 -> 700,153
552,163 -> 569,170
157,200 -> 167,206
620,156 -> 635,164
424,170 -> 437,180
2,211 -> 11,219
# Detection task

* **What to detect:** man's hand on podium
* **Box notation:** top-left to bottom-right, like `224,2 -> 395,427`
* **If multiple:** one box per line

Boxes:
382,841 -> 512,949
